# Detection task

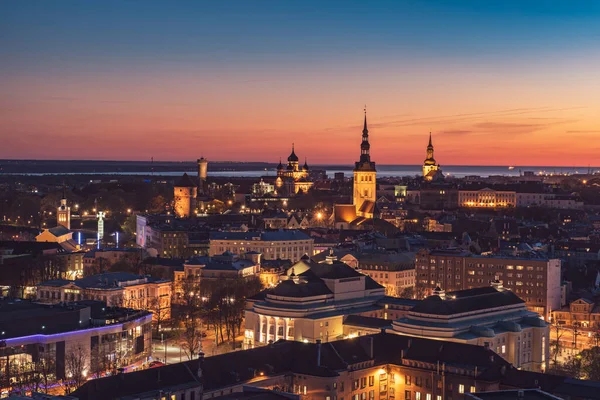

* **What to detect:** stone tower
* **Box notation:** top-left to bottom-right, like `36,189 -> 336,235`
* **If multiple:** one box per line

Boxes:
353,110 -> 377,218
197,157 -> 208,194
173,173 -> 197,218
422,132 -> 440,180
56,187 -> 71,229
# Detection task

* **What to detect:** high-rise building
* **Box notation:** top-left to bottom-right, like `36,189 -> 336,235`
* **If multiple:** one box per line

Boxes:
422,132 -> 443,181
56,188 -> 71,230
353,111 -> 376,218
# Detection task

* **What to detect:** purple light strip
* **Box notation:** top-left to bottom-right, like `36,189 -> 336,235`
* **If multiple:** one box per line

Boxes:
3,314 -> 151,346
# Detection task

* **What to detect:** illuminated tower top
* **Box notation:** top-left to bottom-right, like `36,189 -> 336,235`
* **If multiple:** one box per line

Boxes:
424,132 -> 436,165
355,108 -> 376,172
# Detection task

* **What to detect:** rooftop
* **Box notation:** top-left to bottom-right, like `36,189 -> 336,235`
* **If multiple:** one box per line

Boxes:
39,272 -> 169,290
73,332 -> 514,400
0,299 -> 150,340
466,389 -> 562,400
410,287 -> 525,316
210,230 -> 312,242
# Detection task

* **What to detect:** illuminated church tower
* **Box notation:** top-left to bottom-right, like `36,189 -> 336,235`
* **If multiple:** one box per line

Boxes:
422,132 -> 441,181
353,110 -> 377,218
56,188 -> 71,230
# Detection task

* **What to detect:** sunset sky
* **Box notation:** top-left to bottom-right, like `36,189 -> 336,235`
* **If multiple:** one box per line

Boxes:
2,1 -> 600,165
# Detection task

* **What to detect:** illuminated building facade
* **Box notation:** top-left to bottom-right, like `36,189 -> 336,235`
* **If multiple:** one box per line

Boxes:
209,230 -> 314,262
244,253 -> 386,348
422,133 -> 443,181
37,272 -> 172,322
0,300 -> 151,392
340,252 -> 416,297
275,145 -> 313,195
56,188 -> 71,230
458,188 -> 517,208
353,112 -> 377,218
173,173 -> 198,218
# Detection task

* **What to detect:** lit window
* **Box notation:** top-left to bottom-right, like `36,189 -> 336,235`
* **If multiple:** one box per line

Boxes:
459,385 -> 464,394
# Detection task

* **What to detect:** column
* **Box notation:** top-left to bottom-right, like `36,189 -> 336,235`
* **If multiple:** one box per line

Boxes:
274,317 -> 279,342
283,318 -> 288,340
266,318 -> 271,343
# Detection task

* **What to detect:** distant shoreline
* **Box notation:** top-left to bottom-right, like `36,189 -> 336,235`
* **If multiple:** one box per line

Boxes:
0,160 -> 597,179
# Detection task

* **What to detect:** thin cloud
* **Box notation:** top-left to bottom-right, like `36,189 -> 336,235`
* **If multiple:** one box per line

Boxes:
438,129 -> 473,136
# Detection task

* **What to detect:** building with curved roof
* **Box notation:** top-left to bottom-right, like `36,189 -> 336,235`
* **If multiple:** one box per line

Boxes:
390,283 -> 548,372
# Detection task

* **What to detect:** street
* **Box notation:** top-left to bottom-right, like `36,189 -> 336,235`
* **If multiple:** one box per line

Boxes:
151,330 -> 245,364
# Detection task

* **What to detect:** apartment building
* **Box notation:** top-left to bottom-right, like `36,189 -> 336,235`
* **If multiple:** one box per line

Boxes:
415,249 -> 561,320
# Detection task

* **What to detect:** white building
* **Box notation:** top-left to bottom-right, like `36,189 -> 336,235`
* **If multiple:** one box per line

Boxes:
209,230 -> 314,262
244,254 -> 386,348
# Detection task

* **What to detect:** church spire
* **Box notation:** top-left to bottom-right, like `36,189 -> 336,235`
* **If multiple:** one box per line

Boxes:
363,106 -> 368,135
360,106 -> 371,163
428,131 -> 433,148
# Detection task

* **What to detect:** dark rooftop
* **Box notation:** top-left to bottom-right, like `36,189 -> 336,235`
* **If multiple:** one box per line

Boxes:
73,332 -> 515,400
411,287 -> 525,316
466,389 -> 562,400
343,315 -> 392,329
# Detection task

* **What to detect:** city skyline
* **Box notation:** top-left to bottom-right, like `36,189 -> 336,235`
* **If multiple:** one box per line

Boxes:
2,1 -> 600,165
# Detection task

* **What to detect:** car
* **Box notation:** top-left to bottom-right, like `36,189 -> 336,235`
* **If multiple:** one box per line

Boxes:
148,361 -> 166,369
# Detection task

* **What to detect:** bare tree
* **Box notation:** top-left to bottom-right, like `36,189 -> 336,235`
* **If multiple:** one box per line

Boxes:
550,320 -> 565,366
178,276 -> 203,360
35,350 -> 56,393
64,344 -> 88,394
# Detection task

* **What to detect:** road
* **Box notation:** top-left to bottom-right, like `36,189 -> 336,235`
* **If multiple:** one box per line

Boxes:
550,326 -> 600,363
151,330 -> 244,364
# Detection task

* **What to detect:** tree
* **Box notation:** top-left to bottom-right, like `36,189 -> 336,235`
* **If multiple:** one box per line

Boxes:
64,344 -> 88,394
35,350 -> 56,393
87,257 -> 111,276
550,320 -> 565,366
109,258 -> 136,274
177,276 -> 204,360
147,195 -> 167,213
580,347 -> 600,381
399,286 -> 415,299
148,296 -> 170,336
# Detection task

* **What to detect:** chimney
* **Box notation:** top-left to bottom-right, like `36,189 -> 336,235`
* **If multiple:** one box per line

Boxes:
316,339 -> 322,367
